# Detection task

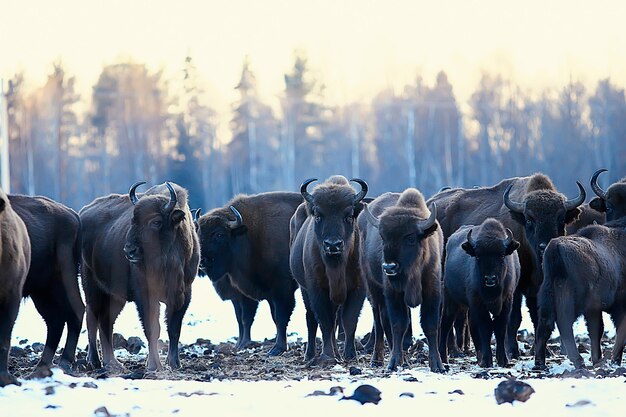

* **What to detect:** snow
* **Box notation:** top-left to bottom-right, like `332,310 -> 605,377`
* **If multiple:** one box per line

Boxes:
3,277 -> 624,416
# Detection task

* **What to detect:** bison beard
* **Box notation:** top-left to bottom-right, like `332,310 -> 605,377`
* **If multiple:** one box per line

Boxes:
0,189 -> 31,387
80,181 -> 199,374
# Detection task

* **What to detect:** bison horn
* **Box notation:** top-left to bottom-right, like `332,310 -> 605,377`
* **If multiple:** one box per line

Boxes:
417,203 -> 437,232
193,208 -> 202,223
300,178 -> 317,204
564,181 -> 586,211
503,184 -> 525,214
590,169 -> 608,200
466,228 -> 476,248
503,228 -> 513,248
350,178 -> 369,204
163,182 -> 178,212
129,181 -> 146,205
227,205 -> 243,229
363,203 -> 380,228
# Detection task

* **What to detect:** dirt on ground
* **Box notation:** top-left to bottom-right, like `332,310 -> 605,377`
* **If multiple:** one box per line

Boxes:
8,331 -> 626,383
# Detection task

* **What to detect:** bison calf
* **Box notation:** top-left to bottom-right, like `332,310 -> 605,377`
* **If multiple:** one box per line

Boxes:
197,192 -> 302,355
80,182 -> 199,373
440,219 -> 520,368
290,176 -> 367,365
361,189 -> 445,372
0,189 -> 30,387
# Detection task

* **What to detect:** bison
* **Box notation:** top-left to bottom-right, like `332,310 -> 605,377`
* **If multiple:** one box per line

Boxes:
439,219 -> 521,368
360,189 -> 445,372
290,176 -> 367,365
427,173 -> 585,357
534,170 -> 626,369
80,181 -> 199,373
0,189 -> 30,387
196,192 -> 302,355
8,194 -> 84,372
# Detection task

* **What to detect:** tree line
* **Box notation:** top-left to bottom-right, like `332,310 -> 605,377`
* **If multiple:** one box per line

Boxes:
5,54 -> 626,212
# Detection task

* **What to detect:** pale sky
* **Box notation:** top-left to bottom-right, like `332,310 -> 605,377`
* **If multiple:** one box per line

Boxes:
2,0 -> 625,114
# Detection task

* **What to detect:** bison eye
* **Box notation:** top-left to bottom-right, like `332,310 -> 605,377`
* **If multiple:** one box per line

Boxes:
344,215 -> 353,223
405,234 -> 417,245
315,215 -> 322,223
525,219 -> 534,228
150,220 -> 162,229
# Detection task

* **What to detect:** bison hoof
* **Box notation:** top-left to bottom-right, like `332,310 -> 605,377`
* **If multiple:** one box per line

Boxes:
370,359 -> 384,368
267,345 -> 286,357
309,354 -> 338,367
235,338 -> 252,351
387,356 -> 402,371
532,363 -> 547,371
0,372 -> 21,388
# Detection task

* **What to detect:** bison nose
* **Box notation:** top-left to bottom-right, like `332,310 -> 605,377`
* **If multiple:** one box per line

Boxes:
382,262 -> 400,276
484,275 -> 497,287
123,243 -> 141,263
323,238 -> 344,255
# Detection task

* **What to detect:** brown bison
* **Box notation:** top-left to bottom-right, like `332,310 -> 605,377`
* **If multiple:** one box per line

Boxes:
427,173 -> 585,357
535,170 -> 626,369
440,219 -> 521,368
360,189 -> 445,372
196,192 -> 302,355
80,182 -> 199,373
8,194 -> 83,371
290,176 -> 367,365
0,189 -> 30,387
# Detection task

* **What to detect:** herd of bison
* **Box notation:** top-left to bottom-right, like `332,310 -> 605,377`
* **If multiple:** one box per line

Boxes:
0,168 -> 624,388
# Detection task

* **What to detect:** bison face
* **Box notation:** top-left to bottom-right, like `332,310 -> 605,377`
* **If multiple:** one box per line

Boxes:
462,226 -> 519,292
590,169 -> 626,222
197,206 -> 247,281
505,183 -> 584,263
124,198 -> 187,265
376,207 -> 438,289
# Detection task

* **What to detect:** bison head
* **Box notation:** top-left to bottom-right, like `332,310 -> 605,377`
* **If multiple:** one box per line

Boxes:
504,181 -> 584,262
364,189 -> 438,289
590,169 -> 626,222
123,181 -> 188,265
301,176 -> 367,263
197,205 -> 247,281
461,219 -> 519,293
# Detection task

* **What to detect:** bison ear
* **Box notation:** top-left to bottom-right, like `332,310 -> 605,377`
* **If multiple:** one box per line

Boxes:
589,197 -> 607,213
564,206 -> 582,225
461,240 -> 476,257
231,224 -> 248,236
422,222 -> 438,238
353,202 -> 365,218
505,239 -> 520,256
170,209 -> 186,224
509,211 -> 526,225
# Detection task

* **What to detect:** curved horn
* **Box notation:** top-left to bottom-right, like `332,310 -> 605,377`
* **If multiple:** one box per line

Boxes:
363,203 -> 380,229
590,169 -> 608,200
466,228 -> 476,248
564,181 -> 586,211
300,178 -> 317,204
417,203 -> 437,232
227,205 -> 243,229
503,184 -> 524,214
503,227 -> 513,248
193,208 -> 202,223
163,182 -> 178,213
350,178 -> 369,204
129,181 -> 146,205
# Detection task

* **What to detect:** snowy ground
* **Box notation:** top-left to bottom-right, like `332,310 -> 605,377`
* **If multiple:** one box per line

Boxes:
2,277 -> 624,417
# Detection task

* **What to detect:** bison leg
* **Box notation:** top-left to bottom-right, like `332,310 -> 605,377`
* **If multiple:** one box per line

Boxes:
268,292 -> 295,356
506,289 -> 522,359
340,287 -> 365,362
611,312 -> 626,365
555,299 -> 584,369
308,287 -> 339,363
97,297 -> 126,371
468,313 -> 481,360
135,292 -> 162,373
370,299 -> 386,367
494,303 -> 512,367
385,290 -> 409,371
439,298 -> 459,364
533,308 -> 555,370
165,290 -> 191,369
57,241 -> 85,369
233,296 -> 258,350
420,287 -> 445,373
585,310 -> 604,365
471,306 -> 494,368
81,265 -> 102,369
0,293 -> 21,387
454,312 -> 471,354
300,289 -> 318,361
30,292 -> 65,369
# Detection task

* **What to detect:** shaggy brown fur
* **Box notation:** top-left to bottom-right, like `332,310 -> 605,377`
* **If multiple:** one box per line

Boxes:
0,189 -> 30,387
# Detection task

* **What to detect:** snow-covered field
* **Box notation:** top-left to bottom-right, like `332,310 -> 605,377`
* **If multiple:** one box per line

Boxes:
2,277 -> 624,416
